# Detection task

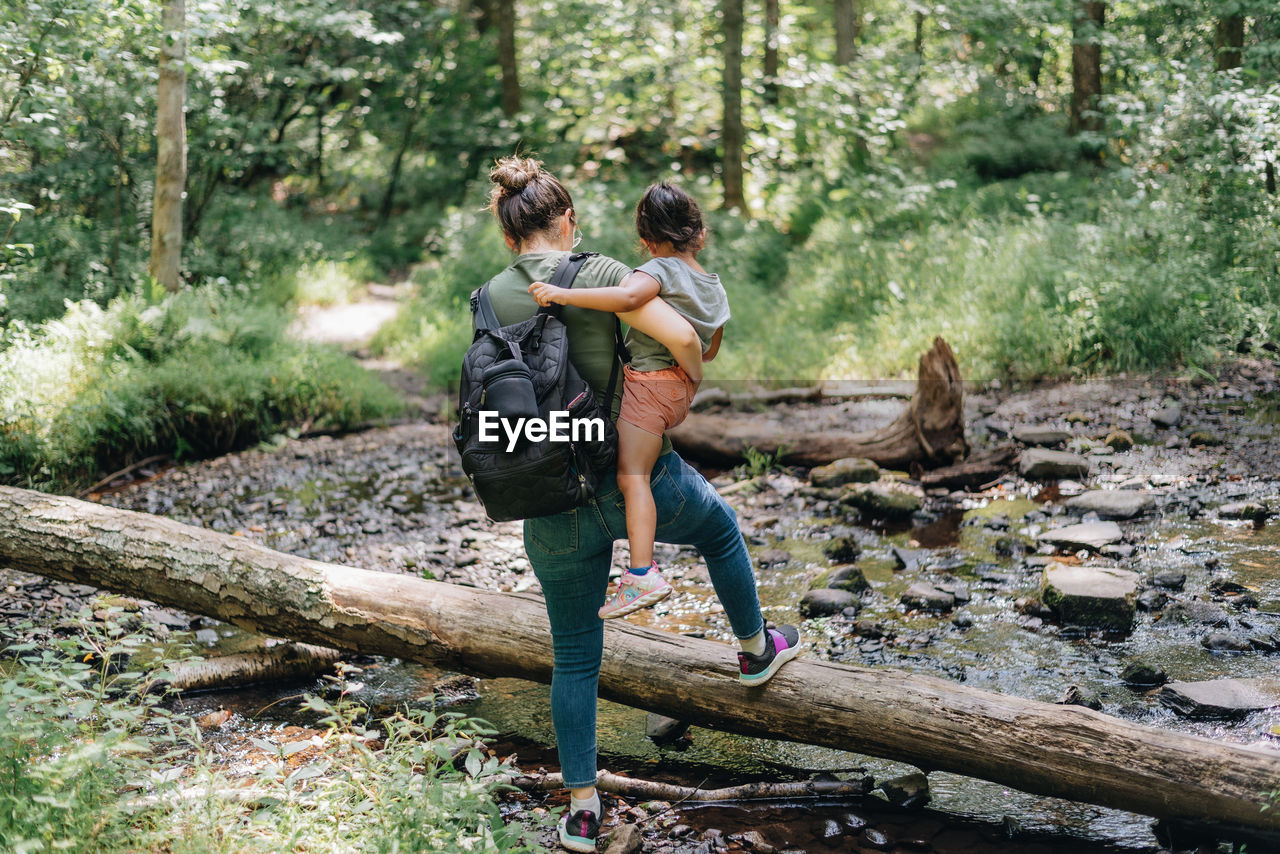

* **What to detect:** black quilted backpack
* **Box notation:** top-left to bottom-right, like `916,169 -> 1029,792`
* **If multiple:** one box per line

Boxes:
452,252 -> 623,522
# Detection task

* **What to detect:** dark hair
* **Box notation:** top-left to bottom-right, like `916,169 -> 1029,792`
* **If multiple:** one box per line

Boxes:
635,182 -> 705,252
488,156 -> 574,248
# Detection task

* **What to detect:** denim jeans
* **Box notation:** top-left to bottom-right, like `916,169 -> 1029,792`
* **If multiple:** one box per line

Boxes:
524,450 -> 765,789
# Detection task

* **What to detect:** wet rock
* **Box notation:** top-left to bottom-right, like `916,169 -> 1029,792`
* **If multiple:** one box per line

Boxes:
646,713 -> 692,746
1120,660 -> 1168,687
1104,429 -> 1134,452
800,588 -> 858,618
853,620 -> 886,638
900,583 -> 956,613
1208,577 -> 1250,595
1041,563 -> 1139,630
1064,490 -> 1156,520
1218,501 -> 1271,522
1201,632 -> 1254,652
1101,544 -> 1136,560
1016,597 -> 1055,619
1151,403 -> 1183,429
880,772 -> 930,808
1158,678 -> 1280,718
756,548 -> 792,567
604,823 -> 643,854
820,818 -> 843,839
809,457 -> 880,488
1136,588 -> 1169,611
824,566 -> 870,594
840,812 -> 868,831
1247,633 -> 1280,652
1019,449 -> 1090,480
891,546 -> 924,571
839,484 -> 922,521
1057,684 -> 1103,710
1013,426 -> 1071,446
668,824 -> 695,839
1037,521 -> 1124,552
860,827 -> 892,850
729,831 -> 774,853
1151,570 -> 1186,591
934,580 -> 971,604
1162,600 -> 1231,627
822,536 -> 862,564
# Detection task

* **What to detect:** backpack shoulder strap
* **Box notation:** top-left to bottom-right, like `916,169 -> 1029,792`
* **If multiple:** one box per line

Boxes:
469,285 -> 503,332
538,252 -> 598,320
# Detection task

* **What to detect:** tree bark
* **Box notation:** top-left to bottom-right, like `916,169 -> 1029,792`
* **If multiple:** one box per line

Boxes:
1,486 -> 1279,837
912,445 -> 1017,491
834,0 -> 860,65
721,0 -> 746,212
149,0 -> 186,292
669,337 -> 968,469
1215,15 -> 1245,71
1069,1 -> 1105,141
763,0 -> 780,105
497,0 -> 520,117
157,642 -> 343,693
914,9 -> 925,58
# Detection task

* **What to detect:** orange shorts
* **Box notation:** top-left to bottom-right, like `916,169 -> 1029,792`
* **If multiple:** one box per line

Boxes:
617,364 -> 698,436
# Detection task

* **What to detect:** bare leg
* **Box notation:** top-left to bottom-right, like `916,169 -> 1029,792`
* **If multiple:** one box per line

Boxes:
616,420 -> 664,568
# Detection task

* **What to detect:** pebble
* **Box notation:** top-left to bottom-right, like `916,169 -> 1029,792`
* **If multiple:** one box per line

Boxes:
860,827 -> 892,850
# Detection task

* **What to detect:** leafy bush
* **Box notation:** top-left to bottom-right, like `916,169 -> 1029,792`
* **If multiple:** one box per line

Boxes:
0,286 -> 402,491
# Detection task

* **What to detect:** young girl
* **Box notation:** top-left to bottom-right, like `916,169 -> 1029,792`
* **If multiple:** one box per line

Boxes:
529,183 -> 727,619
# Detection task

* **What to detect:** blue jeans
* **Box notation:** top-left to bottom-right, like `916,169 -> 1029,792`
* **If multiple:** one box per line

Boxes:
524,451 -> 765,789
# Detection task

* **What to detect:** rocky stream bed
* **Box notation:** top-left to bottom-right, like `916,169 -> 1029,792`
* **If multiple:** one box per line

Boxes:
3,359 -> 1280,853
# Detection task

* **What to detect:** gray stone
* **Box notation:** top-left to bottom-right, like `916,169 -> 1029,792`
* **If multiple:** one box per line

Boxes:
646,713 -> 692,745
1041,563 -> 1139,630
1136,588 -> 1169,611
825,565 -> 870,594
1057,684 -> 1103,710
1038,521 -> 1124,552
840,484 -> 922,521
810,457 -> 880,488
860,828 -> 892,850
1120,660 -> 1167,687
1218,501 -> 1271,522
1162,600 -> 1231,626
892,546 -> 924,571
1151,570 -> 1186,590
800,588 -> 858,618
822,535 -> 862,564
1151,403 -> 1183,429
1013,425 -> 1072,446
1158,678 -> 1280,718
880,772 -> 930,808
1065,490 -> 1156,520
1201,632 -> 1252,652
604,823 -> 643,854
901,583 -> 956,612
756,548 -> 792,567
1019,449 -> 1091,480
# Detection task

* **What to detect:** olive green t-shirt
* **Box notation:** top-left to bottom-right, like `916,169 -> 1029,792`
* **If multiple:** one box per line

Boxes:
484,251 -> 675,455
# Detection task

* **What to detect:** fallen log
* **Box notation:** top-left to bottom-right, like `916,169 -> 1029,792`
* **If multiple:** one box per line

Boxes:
912,445 -> 1018,491
670,337 -> 969,469
1,486 -> 1278,839
158,642 -> 344,693
508,769 -> 873,802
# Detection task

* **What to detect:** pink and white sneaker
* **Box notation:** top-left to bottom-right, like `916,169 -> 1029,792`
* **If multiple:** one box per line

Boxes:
598,564 -> 672,619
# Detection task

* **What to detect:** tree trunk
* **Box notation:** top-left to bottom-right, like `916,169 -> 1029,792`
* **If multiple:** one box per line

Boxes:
1215,14 -> 1245,71
158,642 -> 343,693
834,0 -> 859,65
149,0 -> 186,292
721,0 -> 746,212
1069,1 -> 1105,141
914,10 -> 925,58
669,337 -> 968,469
763,0 -> 780,105
1,486 -> 1279,838
497,0 -> 520,117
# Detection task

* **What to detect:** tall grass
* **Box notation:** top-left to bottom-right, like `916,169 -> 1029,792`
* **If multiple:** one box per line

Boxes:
0,284 -> 403,491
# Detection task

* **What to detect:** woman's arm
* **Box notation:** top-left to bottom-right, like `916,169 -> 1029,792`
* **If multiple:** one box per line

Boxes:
529,270 -> 660,313
702,326 -> 723,362
618,299 -> 703,384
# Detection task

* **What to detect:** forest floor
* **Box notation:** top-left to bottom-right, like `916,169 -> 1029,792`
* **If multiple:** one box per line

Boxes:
4,294 -> 1279,853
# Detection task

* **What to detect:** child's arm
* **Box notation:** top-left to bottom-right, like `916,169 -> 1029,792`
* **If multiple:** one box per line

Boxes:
529,270 -> 660,313
702,326 -> 723,362
618,299 -> 704,384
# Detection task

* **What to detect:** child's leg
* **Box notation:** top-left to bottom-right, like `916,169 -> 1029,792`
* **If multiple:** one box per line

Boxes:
616,420 -> 665,568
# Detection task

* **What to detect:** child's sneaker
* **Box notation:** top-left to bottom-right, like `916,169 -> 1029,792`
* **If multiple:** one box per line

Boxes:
598,564 -> 672,619
738,625 -> 801,685
557,807 -> 601,852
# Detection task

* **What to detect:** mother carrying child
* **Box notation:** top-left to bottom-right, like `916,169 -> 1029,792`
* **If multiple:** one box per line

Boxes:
482,155 -> 800,853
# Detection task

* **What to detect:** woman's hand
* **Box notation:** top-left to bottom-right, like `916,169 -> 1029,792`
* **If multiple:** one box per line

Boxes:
529,281 -> 568,307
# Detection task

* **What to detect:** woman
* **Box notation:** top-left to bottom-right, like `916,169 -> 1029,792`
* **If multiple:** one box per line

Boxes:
483,156 -> 800,853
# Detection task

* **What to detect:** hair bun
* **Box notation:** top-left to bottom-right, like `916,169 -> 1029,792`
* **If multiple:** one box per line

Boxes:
490,156 -> 542,192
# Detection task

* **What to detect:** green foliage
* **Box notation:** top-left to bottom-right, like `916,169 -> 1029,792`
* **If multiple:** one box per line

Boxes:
0,286 -> 403,490
0,617 -> 542,854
